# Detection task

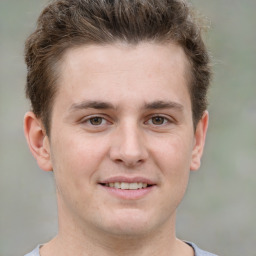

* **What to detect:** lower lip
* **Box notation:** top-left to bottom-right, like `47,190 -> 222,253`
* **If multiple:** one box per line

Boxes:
99,185 -> 155,200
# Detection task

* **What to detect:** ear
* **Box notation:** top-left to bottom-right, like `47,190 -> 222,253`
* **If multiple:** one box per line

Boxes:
190,111 -> 209,171
24,112 -> 53,171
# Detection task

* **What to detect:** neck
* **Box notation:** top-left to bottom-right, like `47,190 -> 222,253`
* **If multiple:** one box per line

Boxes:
41,219 -> 193,256
40,199 -> 193,256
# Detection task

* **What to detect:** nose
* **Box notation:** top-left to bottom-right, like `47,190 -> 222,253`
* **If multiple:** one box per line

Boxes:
109,123 -> 148,167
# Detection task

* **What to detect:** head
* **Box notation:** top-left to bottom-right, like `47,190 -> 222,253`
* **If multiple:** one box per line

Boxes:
25,0 -> 211,136
24,0 -> 211,240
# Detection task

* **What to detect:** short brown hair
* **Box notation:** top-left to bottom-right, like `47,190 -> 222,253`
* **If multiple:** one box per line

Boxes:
25,0 -> 211,135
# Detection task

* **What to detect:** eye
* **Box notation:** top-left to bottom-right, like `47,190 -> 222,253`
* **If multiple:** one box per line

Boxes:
151,116 -> 167,125
147,115 -> 169,126
80,115 -> 109,127
89,116 -> 104,125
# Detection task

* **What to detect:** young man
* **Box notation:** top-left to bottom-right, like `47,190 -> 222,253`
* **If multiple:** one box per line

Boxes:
24,0 -> 217,255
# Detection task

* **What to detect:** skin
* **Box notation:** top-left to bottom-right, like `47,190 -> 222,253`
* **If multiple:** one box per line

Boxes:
24,42 -> 208,256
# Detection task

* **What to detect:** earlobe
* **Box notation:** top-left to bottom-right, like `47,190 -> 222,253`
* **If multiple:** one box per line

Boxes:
190,111 -> 209,171
24,112 -> 53,171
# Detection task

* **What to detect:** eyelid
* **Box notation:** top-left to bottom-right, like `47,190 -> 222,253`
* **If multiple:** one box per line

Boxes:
80,114 -> 112,126
145,114 -> 175,125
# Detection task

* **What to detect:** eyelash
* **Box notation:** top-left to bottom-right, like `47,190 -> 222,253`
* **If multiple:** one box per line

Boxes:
81,115 -> 110,126
80,114 -> 173,128
145,115 -> 173,126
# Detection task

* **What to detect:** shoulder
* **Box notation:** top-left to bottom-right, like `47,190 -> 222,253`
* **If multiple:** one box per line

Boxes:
24,245 -> 41,256
186,242 -> 219,256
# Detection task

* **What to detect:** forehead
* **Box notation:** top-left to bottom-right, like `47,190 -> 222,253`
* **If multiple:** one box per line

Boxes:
60,42 -> 190,78
55,42 -> 191,111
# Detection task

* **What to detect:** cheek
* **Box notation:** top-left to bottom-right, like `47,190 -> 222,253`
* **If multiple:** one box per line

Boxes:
50,133 -> 108,190
50,134 -> 108,209
52,131 -> 107,166
151,134 -> 193,200
148,136 -> 193,218
151,134 -> 193,173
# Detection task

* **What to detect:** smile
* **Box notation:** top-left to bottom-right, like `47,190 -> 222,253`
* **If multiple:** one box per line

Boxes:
102,182 -> 151,190
99,177 -> 156,199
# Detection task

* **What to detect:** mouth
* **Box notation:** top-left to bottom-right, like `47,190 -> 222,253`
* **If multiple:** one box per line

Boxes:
99,182 -> 154,190
98,177 -> 156,199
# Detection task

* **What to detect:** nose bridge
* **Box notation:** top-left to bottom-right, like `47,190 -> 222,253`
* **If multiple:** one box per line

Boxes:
110,119 -> 148,166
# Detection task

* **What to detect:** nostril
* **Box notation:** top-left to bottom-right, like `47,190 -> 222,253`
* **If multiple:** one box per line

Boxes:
113,157 -> 144,167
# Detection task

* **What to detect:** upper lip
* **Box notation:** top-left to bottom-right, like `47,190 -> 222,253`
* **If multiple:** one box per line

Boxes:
99,176 -> 156,185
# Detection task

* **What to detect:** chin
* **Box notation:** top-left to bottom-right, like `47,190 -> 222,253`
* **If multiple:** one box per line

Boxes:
103,224 -> 151,238
98,209 -> 157,237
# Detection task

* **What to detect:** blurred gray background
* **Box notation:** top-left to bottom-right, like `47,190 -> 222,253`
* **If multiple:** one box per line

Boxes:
0,1 -> 255,255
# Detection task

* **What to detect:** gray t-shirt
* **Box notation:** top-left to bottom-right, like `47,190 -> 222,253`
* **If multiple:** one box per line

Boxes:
24,242 -> 218,256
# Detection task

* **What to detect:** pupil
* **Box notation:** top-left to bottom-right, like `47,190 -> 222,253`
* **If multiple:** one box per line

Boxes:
90,117 -> 102,125
152,116 -> 164,125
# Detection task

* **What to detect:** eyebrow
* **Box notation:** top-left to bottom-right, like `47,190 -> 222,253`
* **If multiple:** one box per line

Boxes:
69,100 -> 184,112
69,100 -> 116,112
143,100 -> 184,111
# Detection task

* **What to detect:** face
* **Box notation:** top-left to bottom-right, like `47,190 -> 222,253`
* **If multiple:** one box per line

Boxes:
26,42 -> 208,238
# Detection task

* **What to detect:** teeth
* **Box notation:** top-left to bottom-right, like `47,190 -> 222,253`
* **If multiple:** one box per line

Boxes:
142,183 -> 147,188
121,182 -> 129,189
106,182 -> 148,190
130,182 -> 141,189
